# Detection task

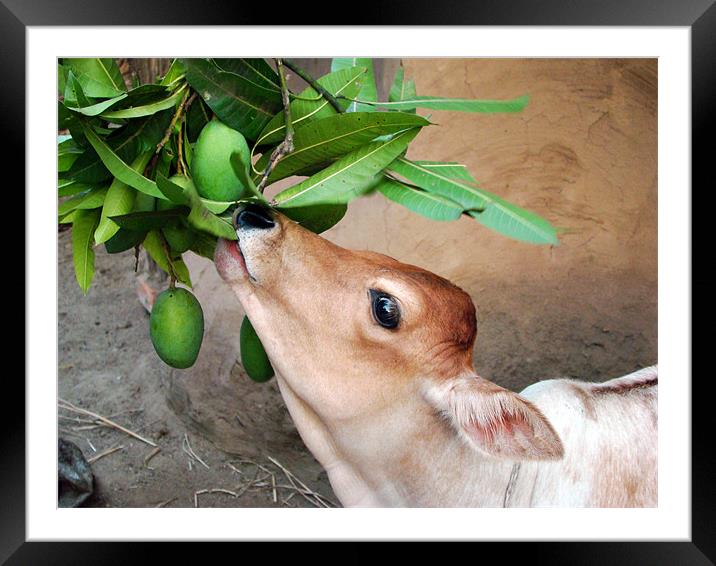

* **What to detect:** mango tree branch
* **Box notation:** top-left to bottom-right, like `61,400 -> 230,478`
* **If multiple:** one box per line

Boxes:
256,59 -> 295,194
155,88 -> 196,156
282,59 -> 343,114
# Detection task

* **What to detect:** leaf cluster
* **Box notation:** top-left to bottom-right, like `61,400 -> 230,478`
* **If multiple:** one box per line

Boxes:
58,57 -> 558,295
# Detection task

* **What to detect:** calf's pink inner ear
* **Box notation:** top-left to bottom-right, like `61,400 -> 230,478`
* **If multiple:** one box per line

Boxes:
427,376 -> 564,461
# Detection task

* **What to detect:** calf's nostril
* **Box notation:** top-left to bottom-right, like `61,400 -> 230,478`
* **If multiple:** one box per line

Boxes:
236,203 -> 275,230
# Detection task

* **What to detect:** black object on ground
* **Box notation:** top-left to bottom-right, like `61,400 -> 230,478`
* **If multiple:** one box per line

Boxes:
58,437 -> 94,508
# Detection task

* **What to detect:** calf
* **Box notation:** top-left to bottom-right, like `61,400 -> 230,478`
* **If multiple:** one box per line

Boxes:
215,204 -> 657,508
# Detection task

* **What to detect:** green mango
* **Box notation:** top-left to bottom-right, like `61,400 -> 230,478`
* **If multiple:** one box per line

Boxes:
150,287 -> 204,369
192,119 -> 251,202
240,315 -> 274,382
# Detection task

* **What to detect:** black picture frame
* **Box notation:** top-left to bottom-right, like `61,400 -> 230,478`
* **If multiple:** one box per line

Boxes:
10,0 -> 707,562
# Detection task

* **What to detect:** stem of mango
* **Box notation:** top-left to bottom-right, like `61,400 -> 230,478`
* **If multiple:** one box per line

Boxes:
283,59 -> 343,113
255,59 -> 295,194
158,231 -> 179,289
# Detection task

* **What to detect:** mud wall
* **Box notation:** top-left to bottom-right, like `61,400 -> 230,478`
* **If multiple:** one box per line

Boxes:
322,58 -> 658,390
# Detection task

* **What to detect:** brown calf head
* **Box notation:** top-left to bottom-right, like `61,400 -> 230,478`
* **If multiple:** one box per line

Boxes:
215,204 -> 562,461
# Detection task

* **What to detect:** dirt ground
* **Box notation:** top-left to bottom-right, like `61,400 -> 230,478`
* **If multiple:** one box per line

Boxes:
58,228 -> 337,508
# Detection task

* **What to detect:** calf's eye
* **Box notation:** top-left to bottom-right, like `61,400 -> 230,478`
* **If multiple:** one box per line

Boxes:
369,289 -> 401,329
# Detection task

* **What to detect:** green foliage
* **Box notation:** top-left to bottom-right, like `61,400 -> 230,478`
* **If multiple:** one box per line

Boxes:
273,127 -> 421,208
331,58 -> 378,112
58,57 -> 559,371
255,67 -> 366,146
183,58 -> 282,141
376,178 -> 463,222
252,112 -> 429,185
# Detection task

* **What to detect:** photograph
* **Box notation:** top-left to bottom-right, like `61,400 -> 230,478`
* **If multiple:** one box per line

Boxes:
9,14 -> 701,560
56,56 -> 658,510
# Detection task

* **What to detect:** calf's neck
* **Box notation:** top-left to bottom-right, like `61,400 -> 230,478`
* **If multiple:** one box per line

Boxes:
214,204 -> 657,508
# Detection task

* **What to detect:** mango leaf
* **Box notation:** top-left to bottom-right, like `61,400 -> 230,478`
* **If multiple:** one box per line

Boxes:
331,58 -> 377,112
71,208 -> 101,294
467,192 -> 559,245
213,58 -> 281,91
109,208 -> 187,231
183,58 -> 283,140
390,158 -> 558,244
82,125 -> 164,198
63,58 -> 126,98
156,174 -> 236,240
64,71 -> 91,108
160,59 -> 186,86
273,127 -> 422,208
389,65 -> 417,104
155,174 -> 189,205
58,138 -> 84,172
202,199 -> 235,214
133,190 -> 156,213
358,94 -> 530,113
412,161 -> 478,183
278,204 -> 348,234
183,127 -> 193,170
255,67 -> 366,146
388,157 -> 487,210
253,112 -> 430,185
107,84 -> 174,109
59,180 -> 93,198
189,230 -> 218,260
376,177 -> 463,222
59,209 -> 79,224
229,152 -> 262,201
67,110 -> 172,184
64,93 -> 128,117
94,154 -> 152,244
187,203 -> 237,241
154,146 -> 173,180
143,230 -> 192,287
58,187 -> 108,217
58,64 -> 68,96
185,96 -> 212,142
100,86 -> 186,120
104,228 -> 147,254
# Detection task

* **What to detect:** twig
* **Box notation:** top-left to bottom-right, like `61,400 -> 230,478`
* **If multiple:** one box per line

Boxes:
72,424 -> 108,431
283,59 -> 343,113
87,445 -> 125,464
58,398 -> 157,447
154,497 -> 177,508
226,456 -> 336,507
58,415 -> 97,425
266,455 -> 336,508
176,119 -> 186,176
134,244 -> 141,273
143,447 -> 161,470
225,462 -> 244,476
86,438 -> 97,452
155,87 -> 193,155
194,488 -> 239,508
157,231 -> 178,289
255,58 -> 295,194
182,433 -> 210,469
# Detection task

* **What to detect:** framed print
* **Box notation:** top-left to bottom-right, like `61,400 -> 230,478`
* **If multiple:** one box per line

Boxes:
10,0 -> 709,562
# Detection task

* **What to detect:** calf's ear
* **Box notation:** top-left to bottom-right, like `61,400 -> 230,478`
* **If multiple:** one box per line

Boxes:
424,376 -> 564,461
